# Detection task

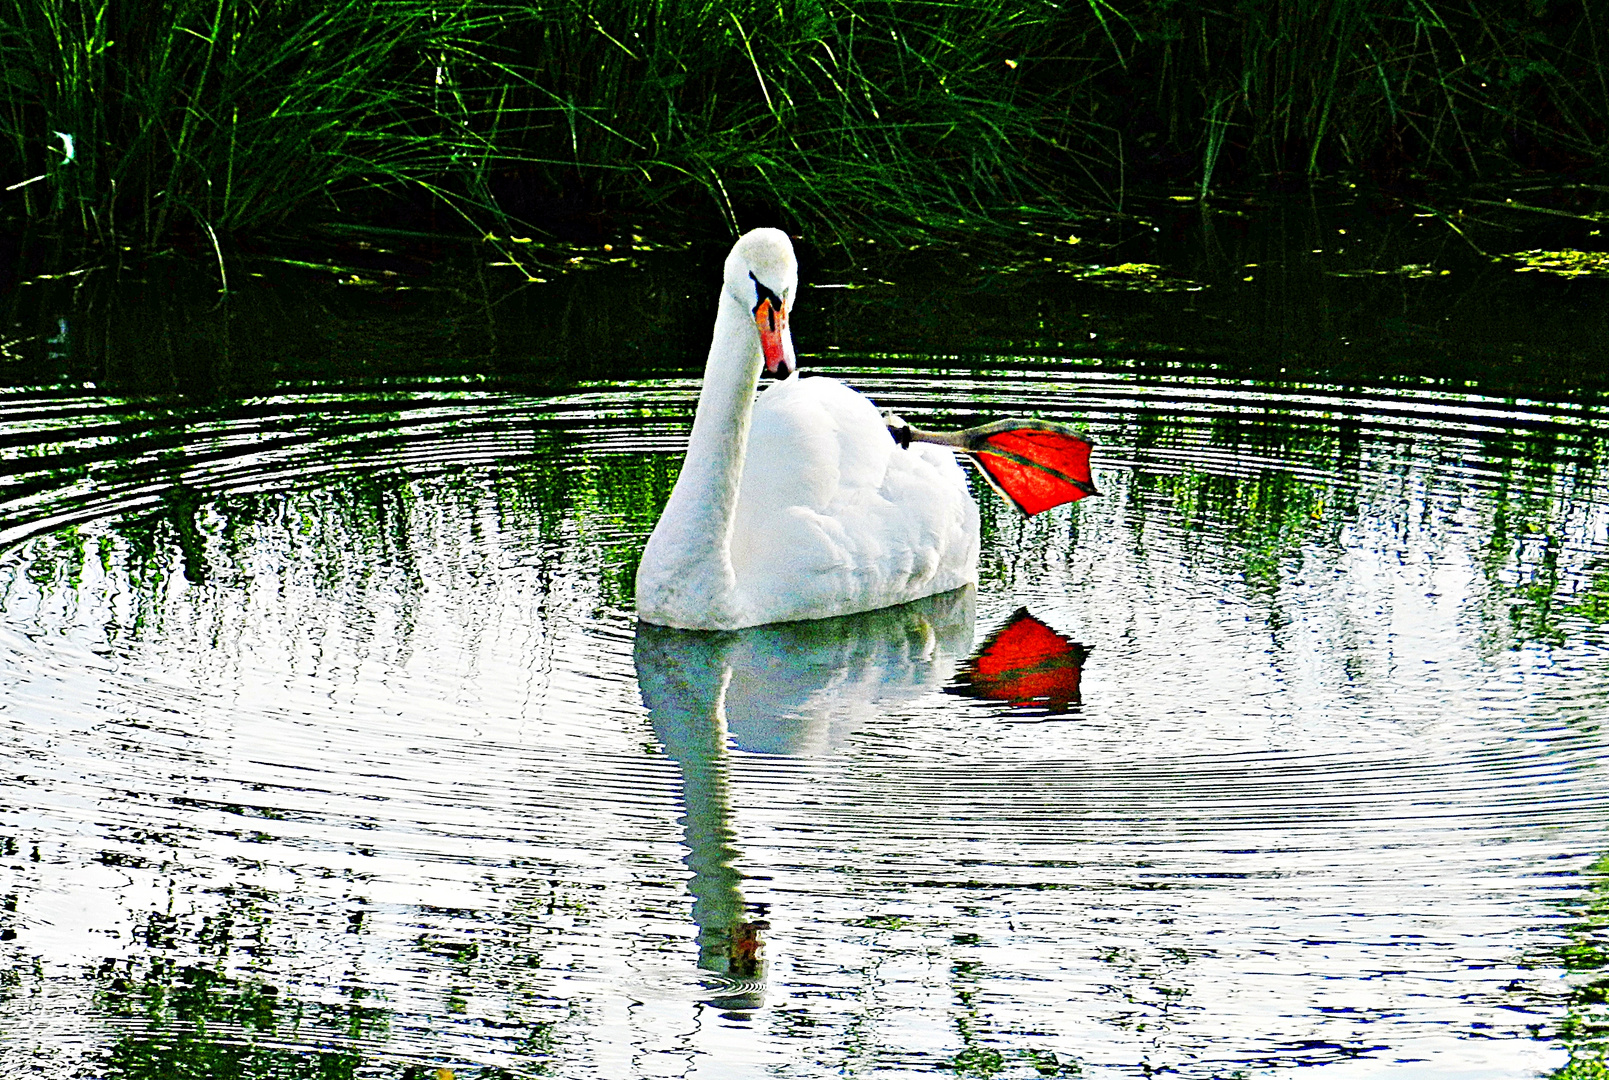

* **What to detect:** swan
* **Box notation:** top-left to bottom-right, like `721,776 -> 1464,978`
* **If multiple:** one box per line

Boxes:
635,228 -> 1097,631
635,228 -> 978,630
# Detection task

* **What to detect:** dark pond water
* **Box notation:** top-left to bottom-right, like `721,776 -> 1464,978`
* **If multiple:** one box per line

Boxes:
1,199 -> 1607,1078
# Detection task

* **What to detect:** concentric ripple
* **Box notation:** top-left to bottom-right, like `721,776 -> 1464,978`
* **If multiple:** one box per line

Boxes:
0,364 -> 1605,1079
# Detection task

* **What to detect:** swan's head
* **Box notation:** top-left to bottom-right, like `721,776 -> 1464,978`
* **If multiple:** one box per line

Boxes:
725,228 -> 798,379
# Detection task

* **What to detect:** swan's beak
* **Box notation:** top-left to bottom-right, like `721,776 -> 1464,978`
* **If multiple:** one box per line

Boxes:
754,296 -> 794,378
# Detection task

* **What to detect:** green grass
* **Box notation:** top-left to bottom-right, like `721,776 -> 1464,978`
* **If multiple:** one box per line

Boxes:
0,0 -> 1604,251
0,0 -> 504,245
494,0 -> 1131,241
1122,0 -> 1609,191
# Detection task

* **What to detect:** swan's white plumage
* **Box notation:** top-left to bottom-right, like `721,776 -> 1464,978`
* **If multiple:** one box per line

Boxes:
731,375 -> 977,618
635,229 -> 978,630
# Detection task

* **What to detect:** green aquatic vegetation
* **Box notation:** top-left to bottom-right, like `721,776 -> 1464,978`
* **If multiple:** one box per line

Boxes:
0,0 -> 1118,248
458,0 -> 1125,244
1129,0 -> 1609,187
1058,262 -> 1204,292
1506,249 -> 1609,278
1330,263 -> 1450,278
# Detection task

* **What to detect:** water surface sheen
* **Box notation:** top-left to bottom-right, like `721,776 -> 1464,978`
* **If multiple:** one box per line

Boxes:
1,261 -> 1608,1078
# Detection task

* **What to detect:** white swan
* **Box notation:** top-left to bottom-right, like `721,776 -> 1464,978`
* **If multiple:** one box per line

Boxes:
635,228 -> 979,630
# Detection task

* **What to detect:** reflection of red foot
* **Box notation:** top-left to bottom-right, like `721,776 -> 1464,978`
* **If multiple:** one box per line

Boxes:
949,608 -> 1088,713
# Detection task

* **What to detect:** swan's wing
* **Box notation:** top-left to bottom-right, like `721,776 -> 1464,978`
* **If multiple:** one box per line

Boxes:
740,376 -> 881,514
731,376 -> 976,617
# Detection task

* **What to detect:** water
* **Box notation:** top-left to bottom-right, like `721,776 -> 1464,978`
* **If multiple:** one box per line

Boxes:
0,201 -> 1607,1078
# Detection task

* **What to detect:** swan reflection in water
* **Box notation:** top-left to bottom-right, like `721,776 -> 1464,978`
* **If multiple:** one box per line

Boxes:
633,586 -> 977,1008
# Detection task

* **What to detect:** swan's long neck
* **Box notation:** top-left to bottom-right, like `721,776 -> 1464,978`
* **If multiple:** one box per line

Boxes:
637,291 -> 762,625
680,292 -> 761,550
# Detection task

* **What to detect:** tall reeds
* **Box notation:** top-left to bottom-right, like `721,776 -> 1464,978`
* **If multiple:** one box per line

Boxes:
1125,0 -> 1609,191
0,0 -> 502,246
472,0 -> 1129,241
0,0 -> 1602,250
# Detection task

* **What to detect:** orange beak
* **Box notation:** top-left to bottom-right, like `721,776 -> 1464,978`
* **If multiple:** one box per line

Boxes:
754,295 -> 792,378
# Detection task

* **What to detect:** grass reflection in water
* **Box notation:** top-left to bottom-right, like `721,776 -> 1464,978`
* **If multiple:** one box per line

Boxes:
1553,855 -> 1609,1080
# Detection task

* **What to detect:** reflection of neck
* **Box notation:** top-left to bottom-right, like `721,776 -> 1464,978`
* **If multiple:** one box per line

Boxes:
661,669 -> 750,973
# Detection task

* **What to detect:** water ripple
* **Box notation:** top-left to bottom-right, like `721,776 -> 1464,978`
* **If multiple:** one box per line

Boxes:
0,372 -> 1604,1078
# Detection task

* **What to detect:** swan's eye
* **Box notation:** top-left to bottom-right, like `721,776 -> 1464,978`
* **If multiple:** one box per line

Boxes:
749,271 -> 784,324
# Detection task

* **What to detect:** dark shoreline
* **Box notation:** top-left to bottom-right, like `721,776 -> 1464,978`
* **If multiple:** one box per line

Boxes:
3,186 -> 1605,406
